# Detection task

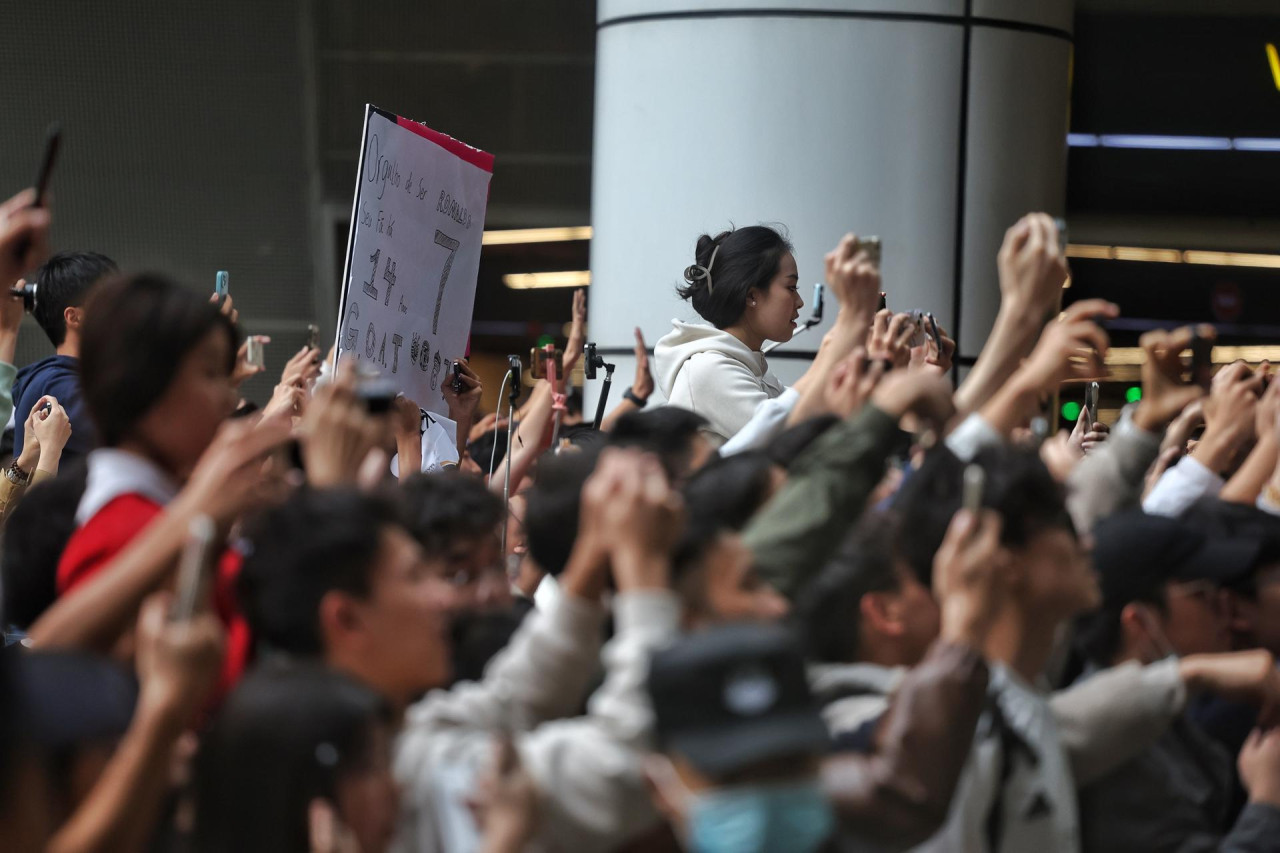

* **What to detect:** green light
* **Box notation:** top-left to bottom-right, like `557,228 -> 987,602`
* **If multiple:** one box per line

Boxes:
1125,386 -> 1142,403
1062,401 -> 1081,421
535,334 -> 556,348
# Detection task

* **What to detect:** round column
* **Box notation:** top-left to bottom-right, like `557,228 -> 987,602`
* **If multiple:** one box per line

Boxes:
587,0 -> 1073,409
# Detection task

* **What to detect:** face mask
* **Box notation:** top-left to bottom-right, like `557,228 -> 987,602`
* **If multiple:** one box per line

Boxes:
686,783 -> 834,853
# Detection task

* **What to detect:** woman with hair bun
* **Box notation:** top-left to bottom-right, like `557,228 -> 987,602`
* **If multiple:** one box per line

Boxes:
654,225 -> 804,444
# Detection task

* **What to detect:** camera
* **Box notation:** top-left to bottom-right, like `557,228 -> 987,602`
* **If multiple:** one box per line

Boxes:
10,280 -> 37,314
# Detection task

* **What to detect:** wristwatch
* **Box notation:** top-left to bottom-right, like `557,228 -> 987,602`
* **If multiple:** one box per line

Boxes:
623,387 -> 649,407
4,463 -> 30,486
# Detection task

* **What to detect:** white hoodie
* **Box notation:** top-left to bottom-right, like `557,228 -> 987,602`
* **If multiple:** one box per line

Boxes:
653,320 -> 785,443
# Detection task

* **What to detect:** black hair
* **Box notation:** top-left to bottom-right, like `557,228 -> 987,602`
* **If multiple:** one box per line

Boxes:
767,415 -> 840,469
1,460 -> 88,630
80,274 -> 239,447
677,226 -> 794,329
523,446 -> 602,576
795,516 -> 904,664
891,445 -> 1071,588
681,452 -> 776,533
609,406 -> 709,482
31,251 -> 117,347
239,489 -> 400,657
558,423 -> 607,451
399,472 -> 502,556
193,662 -> 390,853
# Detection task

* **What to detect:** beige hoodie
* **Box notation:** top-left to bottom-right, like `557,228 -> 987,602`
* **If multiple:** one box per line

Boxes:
653,319 -> 786,444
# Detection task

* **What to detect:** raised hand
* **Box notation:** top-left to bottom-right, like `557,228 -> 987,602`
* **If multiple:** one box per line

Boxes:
868,310 -> 916,369
280,344 -> 323,388
31,395 -> 72,473
231,335 -> 271,388
134,592 -> 225,730
997,213 -> 1069,318
823,233 -> 881,320
0,188 -> 51,288
1196,361 -> 1263,475
632,327 -> 654,401
1131,326 -> 1210,433
933,508 -> 1011,649
870,370 -> 956,427
442,358 -> 483,421
1239,727 -> 1280,808
298,364 -> 387,488
824,348 -> 885,419
560,288 -> 588,379
1020,299 -> 1117,391
171,415 -> 294,527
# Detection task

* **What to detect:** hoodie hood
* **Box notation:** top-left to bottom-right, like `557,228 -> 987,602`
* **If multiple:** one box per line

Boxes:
13,355 -> 79,408
653,320 -> 770,399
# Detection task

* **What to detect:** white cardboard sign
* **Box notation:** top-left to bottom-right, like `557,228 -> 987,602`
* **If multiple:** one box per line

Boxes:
335,105 -> 493,415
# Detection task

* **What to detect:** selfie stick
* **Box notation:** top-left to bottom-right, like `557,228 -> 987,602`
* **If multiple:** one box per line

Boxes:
762,282 -> 825,354
499,355 -> 521,556
542,344 -> 567,450
586,343 -> 616,430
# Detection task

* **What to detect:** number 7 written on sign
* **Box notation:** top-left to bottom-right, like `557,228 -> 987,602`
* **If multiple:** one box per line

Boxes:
432,229 -> 460,335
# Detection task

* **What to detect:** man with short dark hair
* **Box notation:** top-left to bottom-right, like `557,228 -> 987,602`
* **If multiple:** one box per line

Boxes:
12,251 -> 117,460
1074,510 -> 1280,852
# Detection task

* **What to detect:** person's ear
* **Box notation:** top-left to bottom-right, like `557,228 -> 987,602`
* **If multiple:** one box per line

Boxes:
318,591 -> 365,651
1120,602 -> 1168,663
63,305 -> 83,333
860,591 -> 905,638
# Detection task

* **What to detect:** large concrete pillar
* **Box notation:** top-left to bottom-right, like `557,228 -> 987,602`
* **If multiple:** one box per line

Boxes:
587,0 -> 1073,408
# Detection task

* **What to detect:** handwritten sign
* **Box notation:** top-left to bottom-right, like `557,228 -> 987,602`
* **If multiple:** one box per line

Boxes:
335,105 -> 493,415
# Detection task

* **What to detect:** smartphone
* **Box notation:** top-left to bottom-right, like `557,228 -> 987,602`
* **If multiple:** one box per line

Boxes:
215,270 -> 229,307
306,323 -> 320,350
357,377 -> 398,414
1190,336 -> 1214,390
856,236 -> 882,267
1084,381 -> 1099,423
926,312 -> 943,354
31,124 -> 61,209
11,125 -> 60,265
170,515 -> 218,622
963,464 -> 986,514
246,336 -> 266,370
450,360 -> 464,394
878,291 -> 887,312
1053,216 -> 1069,256
810,282 -> 825,322
529,347 -> 564,380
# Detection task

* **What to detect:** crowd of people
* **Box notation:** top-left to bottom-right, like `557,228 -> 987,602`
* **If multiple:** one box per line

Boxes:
1,182 -> 1280,853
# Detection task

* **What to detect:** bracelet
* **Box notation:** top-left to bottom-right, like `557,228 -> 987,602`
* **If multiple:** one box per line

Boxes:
4,463 -> 30,486
623,387 -> 649,407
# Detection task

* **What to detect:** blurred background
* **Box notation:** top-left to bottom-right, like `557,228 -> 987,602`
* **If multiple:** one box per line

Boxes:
1,0 -> 1277,426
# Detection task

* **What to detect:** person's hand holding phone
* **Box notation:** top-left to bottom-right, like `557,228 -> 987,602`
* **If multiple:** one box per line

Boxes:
298,362 -> 387,488
823,232 -> 881,323
442,359 -> 483,421
934,505 -> 1012,651
231,335 -> 271,388
171,415 -> 294,529
868,310 -> 916,369
134,591 -> 225,733
1197,361 -> 1264,476
560,288 -> 588,379
824,348 -> 885,419
1130,325 -> 1211,433
31,395 -> 71,476
996,213 -> 1069,319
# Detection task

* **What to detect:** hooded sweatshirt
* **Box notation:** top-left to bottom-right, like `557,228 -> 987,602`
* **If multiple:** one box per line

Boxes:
12,355 -> 95,460
653,320 -> 785,444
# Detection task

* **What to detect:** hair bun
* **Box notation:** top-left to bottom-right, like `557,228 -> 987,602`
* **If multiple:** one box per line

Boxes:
683,264 -> 709,286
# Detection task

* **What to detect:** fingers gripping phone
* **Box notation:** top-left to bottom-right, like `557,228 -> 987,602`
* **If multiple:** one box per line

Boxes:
1190,336 -> 1214,390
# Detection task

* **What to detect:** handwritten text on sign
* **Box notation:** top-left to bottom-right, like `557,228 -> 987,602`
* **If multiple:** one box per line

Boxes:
335,107 -> 493,416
